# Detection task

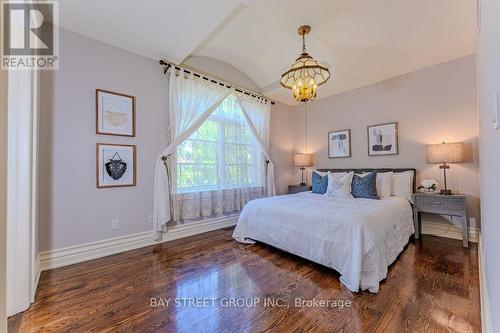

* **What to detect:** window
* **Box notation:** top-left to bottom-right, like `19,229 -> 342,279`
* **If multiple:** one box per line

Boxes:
175,95 -> 264,192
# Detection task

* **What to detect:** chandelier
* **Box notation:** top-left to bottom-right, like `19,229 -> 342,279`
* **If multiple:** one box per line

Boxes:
280,25 -> 330,103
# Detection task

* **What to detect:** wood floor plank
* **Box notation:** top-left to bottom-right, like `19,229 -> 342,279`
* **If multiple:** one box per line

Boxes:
8,228 -> 480,333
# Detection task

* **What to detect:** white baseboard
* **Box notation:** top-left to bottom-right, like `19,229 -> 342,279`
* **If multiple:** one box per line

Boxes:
38,216 -> 477,272
40,215 -> 238,271
421,220 -> 479,243
40,230 -> 154,271
479,234 -> 493,333
163,215 -> 237,241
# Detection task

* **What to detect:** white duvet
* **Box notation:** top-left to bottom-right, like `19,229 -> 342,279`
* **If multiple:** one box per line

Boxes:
232,192 -> 414,293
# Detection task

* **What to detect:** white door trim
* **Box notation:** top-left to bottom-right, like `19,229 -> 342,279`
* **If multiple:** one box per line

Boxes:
6,69 -> 39,316
479,234 -> 493,333
0,57 -> 10,333
30,68 -> 39,303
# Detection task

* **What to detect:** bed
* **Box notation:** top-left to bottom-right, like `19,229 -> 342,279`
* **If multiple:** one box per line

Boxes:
232,168 -> 416,293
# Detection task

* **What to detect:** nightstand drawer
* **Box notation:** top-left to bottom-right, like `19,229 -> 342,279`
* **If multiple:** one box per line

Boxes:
414,196 -> 465,215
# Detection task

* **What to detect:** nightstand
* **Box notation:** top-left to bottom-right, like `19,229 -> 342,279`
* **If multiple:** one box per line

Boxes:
412,192 -> 468,248
288,184 -> 312,194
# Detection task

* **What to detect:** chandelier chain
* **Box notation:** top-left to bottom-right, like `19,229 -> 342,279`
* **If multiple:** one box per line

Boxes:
304,102 -> 308,153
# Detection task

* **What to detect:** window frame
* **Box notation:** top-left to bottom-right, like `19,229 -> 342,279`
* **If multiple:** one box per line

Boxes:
175,96 -> 265,193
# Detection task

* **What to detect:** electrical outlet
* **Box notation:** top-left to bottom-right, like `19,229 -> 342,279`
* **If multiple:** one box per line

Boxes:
111,218 -> 119,231
148,214 -> 154,223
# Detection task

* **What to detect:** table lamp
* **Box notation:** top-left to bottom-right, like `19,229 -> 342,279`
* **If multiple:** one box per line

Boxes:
294,153 -> 312,186
426,142 -> 464,195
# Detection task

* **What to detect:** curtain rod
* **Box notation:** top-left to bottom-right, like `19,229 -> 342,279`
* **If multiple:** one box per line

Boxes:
159,59 -> 275,105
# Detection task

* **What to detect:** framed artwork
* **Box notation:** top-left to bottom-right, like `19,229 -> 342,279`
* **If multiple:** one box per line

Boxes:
328,129 -> 351,158
96,143 -> 136,188
96,89 -> 135,137
367,122 -> 398,156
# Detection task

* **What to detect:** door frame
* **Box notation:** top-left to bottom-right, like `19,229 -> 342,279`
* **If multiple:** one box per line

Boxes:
6,68 -> 39,316
0,59 -> 9,333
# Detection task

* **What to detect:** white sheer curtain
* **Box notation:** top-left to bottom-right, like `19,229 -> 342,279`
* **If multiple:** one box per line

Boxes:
172,187 -> 265,222
237,95 -> 276,196
154,68 -> 275,237
171,95 -> 267,223
154,70 -> 229,235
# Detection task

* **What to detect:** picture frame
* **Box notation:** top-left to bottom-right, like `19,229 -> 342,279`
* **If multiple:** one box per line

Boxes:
328,129 -> 351,158
96,89 -> 136,137
96,143 -> 136,188
367,122 -> 398,156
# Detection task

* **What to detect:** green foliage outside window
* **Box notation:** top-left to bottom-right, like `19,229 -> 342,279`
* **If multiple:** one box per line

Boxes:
176,95 -> 263,191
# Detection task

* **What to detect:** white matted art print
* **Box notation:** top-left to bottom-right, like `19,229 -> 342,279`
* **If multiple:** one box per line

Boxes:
96,89 -> 135,137
96,143 -> 136,188
367,122 -> 398,156
328,129 -> 351,158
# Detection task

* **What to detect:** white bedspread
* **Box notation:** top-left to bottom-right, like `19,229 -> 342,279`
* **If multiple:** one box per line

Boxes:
232,192 -> 414,293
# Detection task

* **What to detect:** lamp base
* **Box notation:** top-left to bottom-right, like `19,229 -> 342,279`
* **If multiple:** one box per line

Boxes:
299,167 -> 306,187
439,162 -> 452,195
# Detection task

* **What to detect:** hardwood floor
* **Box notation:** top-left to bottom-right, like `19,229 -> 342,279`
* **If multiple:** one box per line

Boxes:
9,228 -> 480,333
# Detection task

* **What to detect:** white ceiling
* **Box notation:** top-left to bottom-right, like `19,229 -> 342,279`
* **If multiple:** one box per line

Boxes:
58,0 -> 242,64
58,0 -> 476,105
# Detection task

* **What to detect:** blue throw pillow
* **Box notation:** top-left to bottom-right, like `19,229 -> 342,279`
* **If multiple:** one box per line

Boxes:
351,172 -> 379,199
312,171 -> 328,194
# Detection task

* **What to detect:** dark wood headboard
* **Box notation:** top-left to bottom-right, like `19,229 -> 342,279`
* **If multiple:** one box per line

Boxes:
316,168 -> 417,192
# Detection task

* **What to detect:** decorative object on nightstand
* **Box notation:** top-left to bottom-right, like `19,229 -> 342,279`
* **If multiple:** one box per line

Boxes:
294,153 -> 311,186
288,184 -> 312,194
412,192 -> 469,248
417,179 -> 439,194
426,142 -> 464,195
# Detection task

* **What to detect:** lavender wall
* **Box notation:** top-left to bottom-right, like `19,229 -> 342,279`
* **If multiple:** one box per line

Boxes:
288,56 -> 480,228
38,29 -> 271,251
38,29 -> 168,251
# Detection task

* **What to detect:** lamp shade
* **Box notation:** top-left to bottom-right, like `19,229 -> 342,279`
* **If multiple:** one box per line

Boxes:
294,153 -> 312,167
426,142 -> 464,164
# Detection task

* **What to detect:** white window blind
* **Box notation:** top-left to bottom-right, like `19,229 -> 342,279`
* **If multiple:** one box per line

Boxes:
175,95 -> 265,193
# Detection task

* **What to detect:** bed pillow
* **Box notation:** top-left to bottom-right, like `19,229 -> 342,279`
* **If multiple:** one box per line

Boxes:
313,170 -> 347,178
392,171 -> 414,200
360,171 -> 393,197
352,172 -> 379,199
364,171 -> 393,197
313,170 -> 328,177
311,171 -> 329,194
325,171 -> 354,198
